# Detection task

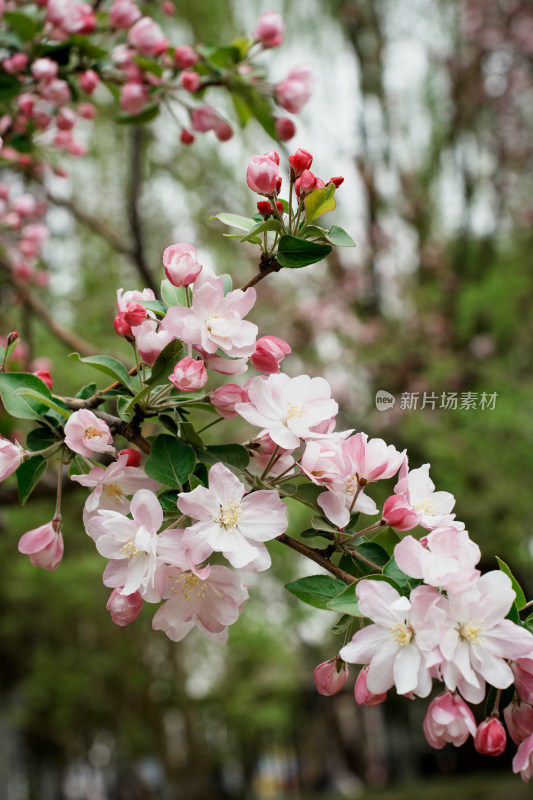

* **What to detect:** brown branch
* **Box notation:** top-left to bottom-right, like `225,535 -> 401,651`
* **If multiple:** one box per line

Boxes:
277,533 -> 356,585
128,128 -> 157,294
239,256 -> 283,292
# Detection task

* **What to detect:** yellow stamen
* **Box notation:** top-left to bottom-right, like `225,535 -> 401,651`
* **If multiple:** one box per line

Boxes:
389,622 -> 414,646
415,497 -> 436,515
172,572 -> 206,602
103,483 -> 125,501
216,500 -> 243,532
458,619 -> 484,644
85,426 -> 101,439
120,540 -> 141,559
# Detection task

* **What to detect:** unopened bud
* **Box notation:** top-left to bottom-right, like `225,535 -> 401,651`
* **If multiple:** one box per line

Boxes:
123,301 -> 147,327
474,716 -> 507,757
7,331 -> 18,346
118,448 -> 142,467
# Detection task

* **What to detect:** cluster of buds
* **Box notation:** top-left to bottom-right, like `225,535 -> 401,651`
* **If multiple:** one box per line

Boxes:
0,185 -> 49,285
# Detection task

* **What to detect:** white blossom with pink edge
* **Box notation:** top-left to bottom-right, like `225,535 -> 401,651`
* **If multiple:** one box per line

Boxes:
235,373 -> 339,450
511,657 -> 533,704
513,734 -> 533,782
116,287 -> 155,313
177,462 -> 288,571
161,273 -> 258,359
0,437 -> 24,481
152,563 -> 249,643
393,460 -> 464,531
504,702 -> 533,745
423,692 -> 477,749
439,571 -> 533,704
131,319 -> 174,366
339,580 -> 447,697
394,527 -> 481,594
64,409 -> 115,457
18,521 -> 64,570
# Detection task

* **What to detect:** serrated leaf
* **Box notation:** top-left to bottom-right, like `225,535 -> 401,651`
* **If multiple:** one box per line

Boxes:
26,427 -> 59,451
304,184 -> 336,222
326,225 -> 356,247
285,574 -> 347,610
158,490 -> 179,511
75,382 -> 97,400
311,515 -> 339,534
0,373 -> 53,420
117,102 -> 159,125
276,235 -> 332,269
496,556 -> 526,610
69,353 -> 138,393
147,339 -> 185,387
16,456 -> 47,505
197,443 -> 249,471
238,219 -> 282,243
209,213 -> 256,232
327,583 -> 362,616
144,434 -> 196,488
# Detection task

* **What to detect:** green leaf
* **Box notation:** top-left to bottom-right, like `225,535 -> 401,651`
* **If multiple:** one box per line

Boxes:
67,34 -> 107,59
15,389 -> 70,419
209,213 -> 256,232
117,385 -> 152,420
69,353 -> 138,393
26,427 -> 59,451
484,684 -> 515,719
220,273 -> 233,295
144,434 -> 196,488
180,421 -> 205,447
202,44 -> 240,69
0,71 -> 22,101
188,473 -> 206,490
506,601 -> 520,624
117,103 -> 159,126
158,490 -> 179,511
160,279 -> 187,308
291,482 -> 324,513
231,85 -> 277,139
75,382 -> 97,400
131,55 -> 164,77
4,11 -> 40,41
299,527 -> 334,541
304,184 -> 336,222
311,515 -> 339,534
301,224 -> 328,240
352,542 -> 390,569
0,373 -> 53,420
496,557 -> 527,610
238,219 -> 282,243
524,614 -> 533,634
383,557 -> 416,593
198,443 -> 250,471
232,92 -> 253,128
371,527 -> 400,555
116,396 -> 133,421
326,225 -> 356,247
138,299 -> 168,316
276,235 -> 332,269
327,583 -> 363,616
16,456 -> 47,505
147,339 -> 185,387
285,574 -> 347,610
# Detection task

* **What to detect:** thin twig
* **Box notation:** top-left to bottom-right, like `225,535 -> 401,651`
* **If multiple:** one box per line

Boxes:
128,128 -> 157,294
277,533 -> 355,585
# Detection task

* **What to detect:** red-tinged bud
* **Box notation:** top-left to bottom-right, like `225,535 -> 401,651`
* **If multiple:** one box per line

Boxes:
106,588 -> 143,626
354,666 -> 387,707
381,494 -> 419,531
114,313 -> 134,342
180,129 -> 194,145
274,116 -> 296,141
253,11 -> 284,49
79,69 -> 100,95
78,102 -> 97,120
257,200 -> 272,218
474,717 -> 507,757
215,121 -> 233,142
289,148 -> 313,178
210,384 -> 250,419
313,658 -> 348,696
251,335 -> 291,374
246,153 -> 280,195
181,70 -> 201,92
175,45 -> 199,69
123,301 -> 147,327
7,331 -> 18,345
34,369 -> 53,390
329,176 -> 344,188
275,177 -> 282,194
275,201 -> 285,215
118,448 -> 142,467
295,169 -> 325,198
162,0 -> 175,15
169,356 -> 208,392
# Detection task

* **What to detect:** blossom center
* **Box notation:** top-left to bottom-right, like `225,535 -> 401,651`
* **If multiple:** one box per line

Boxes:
85,426 -> 102,439
415,497 -> 436,515
389,621 -> 414,646
345,473 -> 359,495
103,483 -> 125,500
172,572 -> 206,602
206,313 -> 223,332
216,500 -> 243,531
120,540 -> 141,558
284,402 -> 305,423
458,619 -> 485,644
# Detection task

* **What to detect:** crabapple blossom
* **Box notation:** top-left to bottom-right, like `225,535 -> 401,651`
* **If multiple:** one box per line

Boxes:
168,357 -> 207,391
106,588 -> 143,626
391,461 -> 464,531
132,319 -> 174,366
354,666 -> 387,706
295,170 -> 325,198
235,373 -> 339,450
64,409 -> 115,458
422,692 -> 477,749
250,335 -> 291,373
210,383 -> 250,419
340,581 -> 447,697
110,0 -> 142,28
504,702 -> 533,745
275,65 -> 312,114
253,11 -> 284,48
79,69 -> 100,94
274,117 -> 296,141
288,148 -> 313,177
120,82 -> 149,114
313,659 -> 348,696
117,287 -> 155,313
394,527 -> 481,593
18,521 -> 64,570
247,430 -> 295,477
174,46 -> 199,69
381,493 -> 420,531
513,735 -> 533,782
152,564 -> 249,643
0,437 -> 24,481
474,717 -> 507,756
163,242 -> 202,286
511,657 -> 533,704
191,105 -> 219,132
128,17 -> 169,58
177,462 -> 288,571
246,152 -> 280,195
123,301 -> 147,327
181,71 -> 201,92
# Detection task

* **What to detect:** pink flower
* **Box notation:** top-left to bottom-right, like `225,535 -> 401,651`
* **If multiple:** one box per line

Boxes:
177,462 -> 288,571
504,702 -> 533,745
288,148 -> 313,177
214,119 -> 233,142
120,82 -> 149,114
117,287 -> 155,312
354,665 -> 387,706
191,105 -> 219,132
391,461 -> 463,531
34,369 -> 53,390
163,242 -> 202,287
0,437 -> 24,481
40,78 -> 71,105
169,357 -> 207,391
275,65 -> 312,114
235,373 -> 339,450
132,319 -> 174,366
79,69 -> 100,94
64,409 -> 115,458
181,70 -> 201,92
253,11 -> 284,48
250,335 -> 291,373
210,384 -> 250,419
295,170 -> 325,198
313,659 -> 348,696
18,521 -> 64,570
340,581 -> 447,697
513,734 -> 533,782
3,53 -> 28,74
382,493 -> 422,531
474,717 -> 507,756
246,152 -> 280,195
161,273 -> 257,358
123,301 -> 147,327
512,658 -> 533,704
174,46 -> 199,69
423,692 -> 476,749
31,58 -> 58,82
394,527 -> 481,594
106,588 -> 143,626
128,17 -> 168,57
152,564 -> 249,643
274,116 -> 296,141
248,430 -> 295,478
110,0 -> 142,28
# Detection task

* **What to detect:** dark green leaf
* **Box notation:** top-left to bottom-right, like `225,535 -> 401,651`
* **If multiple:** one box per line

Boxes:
75,382 -> 97,400
285,574 -> 347,610
158,490 -> 179,510
67,34 -> 107,59
69,353 -> 138,393
33,42 -> 72,65
144,434 -> 196,488
352,542 -> 390,569
156,414 -> 178,434
188,473 -> 206,491
371,527 -> 400,555
4,11 -> 40,41
26,427 -> 59,451
117,103 -> 159,126
311,515 -> 339,534
0,373 -> 53,420
198,443 -> 250,471
299,527 -> 334,541
180,421 -> 205,447
147,339 -> 185,387
16,456 -> 47,505
524,614 -> 533,634
276,235 -> 332,269
383,557 -> 416,593
0,72 -> 22,101
304,184 -> 336,222
301,224 -> 328,240
116,396 -> 133,421
326,225 -> 356,247
291,482 -> 324,513
496,556 -> 526,610
10,134 -> 33,153
327,583 -> 363,616
506,601 -> 520,624
484,684 -> 515,719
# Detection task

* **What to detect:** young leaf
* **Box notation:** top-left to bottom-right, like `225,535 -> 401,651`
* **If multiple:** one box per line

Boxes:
209,213 -> 257,232
291,482 -> 324,514
16,455 -> 47,505
4,11 -> 40,41
147,339 -> 185,387
160,279 -> 187,308
15,389 -> 70,419
138,299 -> 168,316
197,443 -> 250,471
0,373 -> 54,420
69,353 -> 138,393
285,574 -> 347,610
238,219 -> 282,243
144,434 -> 196,488
327,583 -> 363,616
496,557 -> 527,610
304,184 -> 336,222
220,273 -> 233,295
276,235 -> 332,269
326,225 -> 356,247
75,382 -> 97,400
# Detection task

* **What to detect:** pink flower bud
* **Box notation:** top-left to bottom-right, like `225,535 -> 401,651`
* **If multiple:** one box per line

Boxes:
56,107 -> 77,131
210,383 -> 250,419
354,666 -> 387,706
0,437 -> 24,481
40,78 -> 71,105
512,658 -> 533,705
18,520 -> 64,570
79,69 -> 100,94
18,94 -> 36,116
289,148 -> 313,178
78,102 -> 96,120
474,717 -> 507,757
120,82 -> 149,114
275,65 -> 312,114
274,116 -> 296,141
214,120 -> 233,141
114,313 -> 134,341
250,335 -> 291,374
180,129 -> 194,145
162,0 -> 175,16
123,301 -> 147,327
106,588 -> 143,626
275,200 -> 285,215
381,494 -> 419,531
169,356 -> 208,391
31,58 -> 58,82
513,734 -> 533,782
181,70 -> 201,92
128,17 -> 169,58
13,193 -> 36,217
295,170 -> 325,198
34,369 -> 53,390
329,176 -> 344,188
423,692 -> 477,749
163,242 -> 202,287
246,152 -> 280,195
110,0 -> 142,29
3,53 -> 28,74
174,45 -> 199,69
505,702 -> 533,745
118,448 -> 142,467
257,200 -> 272,218
253,11 -> 284,48
313,658 -> 348,696
191,105 -> 218,132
